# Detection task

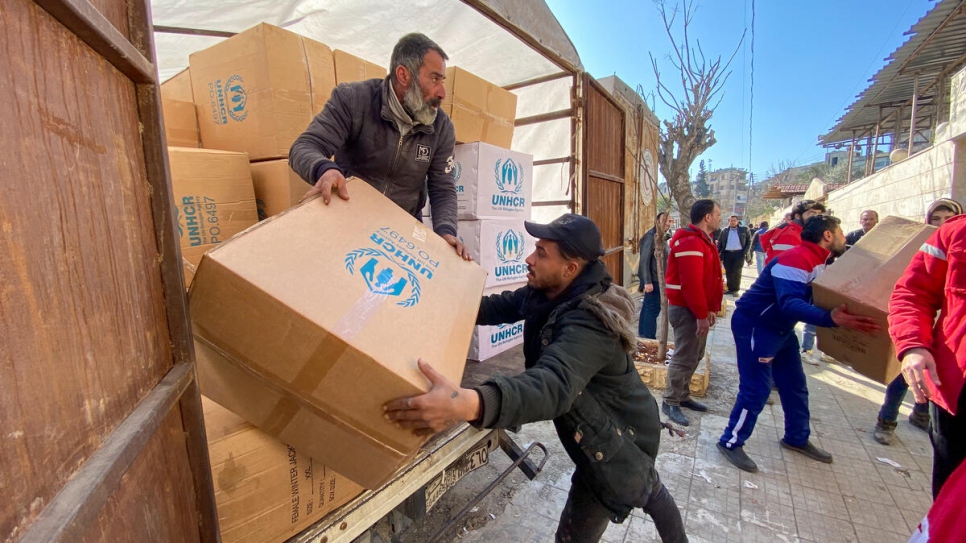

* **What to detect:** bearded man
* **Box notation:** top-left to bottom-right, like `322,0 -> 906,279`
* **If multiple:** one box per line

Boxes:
290,33 -> 468,259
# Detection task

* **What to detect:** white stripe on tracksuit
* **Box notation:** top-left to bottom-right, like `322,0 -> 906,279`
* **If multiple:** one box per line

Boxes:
726,409 -> 749,447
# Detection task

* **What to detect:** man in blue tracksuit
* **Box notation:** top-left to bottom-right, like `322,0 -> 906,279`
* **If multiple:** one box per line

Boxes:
716,216 -> 879,472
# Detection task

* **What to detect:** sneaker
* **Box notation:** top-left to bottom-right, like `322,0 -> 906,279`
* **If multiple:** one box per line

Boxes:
717,443 -> 758,473
909,409 -> 930,432
662,402 -> 690,427
780,439 -> 833,463
874,417 -> 897,445
680,399 -> 709,412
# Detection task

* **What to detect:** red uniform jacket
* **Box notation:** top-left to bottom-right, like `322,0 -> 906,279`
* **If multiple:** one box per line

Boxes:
666,224 -> 723,319
760,221 -> 803,263
888,215 -> 966,414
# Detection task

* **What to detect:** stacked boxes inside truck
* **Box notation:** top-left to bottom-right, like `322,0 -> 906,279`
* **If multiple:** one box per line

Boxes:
454,142 -> 532,361
203,397 -> 364,543
167,147 -> 258,286
187,23 -> 336,161
442,67 -> 518,148
190,179 -> 486,490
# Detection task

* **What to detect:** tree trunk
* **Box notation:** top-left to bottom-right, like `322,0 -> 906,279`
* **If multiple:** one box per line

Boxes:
654,221 -> 670,361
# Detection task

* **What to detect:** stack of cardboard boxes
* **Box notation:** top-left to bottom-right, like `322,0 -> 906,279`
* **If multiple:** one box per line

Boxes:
159,23 -> 390,285
157,22 -> 527,540
455,142 -> 534,361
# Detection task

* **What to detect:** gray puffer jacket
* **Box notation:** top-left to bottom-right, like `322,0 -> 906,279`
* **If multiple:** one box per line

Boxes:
473,261 -> 662,521
288,78 -> 458,237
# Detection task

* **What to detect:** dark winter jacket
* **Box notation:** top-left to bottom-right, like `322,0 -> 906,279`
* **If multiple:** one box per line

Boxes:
288,77 -> 458,237
473,261 -> 662,521
637,227 -> 669,287
716,225 -> 751,256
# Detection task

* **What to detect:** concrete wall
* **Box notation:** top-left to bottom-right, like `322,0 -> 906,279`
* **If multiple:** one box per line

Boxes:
826,139 -> 964,232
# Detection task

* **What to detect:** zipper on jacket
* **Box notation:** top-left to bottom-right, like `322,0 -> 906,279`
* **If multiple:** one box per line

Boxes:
383,133 -> 405,199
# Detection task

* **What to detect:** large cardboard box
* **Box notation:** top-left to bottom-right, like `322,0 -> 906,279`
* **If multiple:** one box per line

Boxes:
161,68 -> 193,102
442,67 -> 517,148
812,216 -> 936,384
249,160 -> 311,220
188,23 -> 336,161
455,142 -> 533,220
469,284 -> 526,361
333,50 -> 387,84
204,397 -> 364,543
190,179 -> 487,489
162,98 -> 201,148
458,219 -> 535,289
167,147 -> 258,286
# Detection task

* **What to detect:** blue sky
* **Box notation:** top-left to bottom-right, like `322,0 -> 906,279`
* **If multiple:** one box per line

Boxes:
545,0 -> 933,183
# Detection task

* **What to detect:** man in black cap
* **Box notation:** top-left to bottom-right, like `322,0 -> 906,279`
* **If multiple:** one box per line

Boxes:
384,214 -> 687,543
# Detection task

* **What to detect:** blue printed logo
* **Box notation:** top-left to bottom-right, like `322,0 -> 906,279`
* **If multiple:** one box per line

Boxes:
174,205 -> 183,239
226,75 -> 248,122
494,158 -> 524,195
495,229 -> 525,264
452,161 -> 462,182
494,229 -> 528,280
490,322 -> 524,346
492,158 -> 526,209
345,248 -> 421,307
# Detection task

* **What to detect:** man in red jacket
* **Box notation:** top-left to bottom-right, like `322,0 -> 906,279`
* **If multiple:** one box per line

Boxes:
890,214 -> 966,498
760,200 -> 826,264
663,199 -> 723,426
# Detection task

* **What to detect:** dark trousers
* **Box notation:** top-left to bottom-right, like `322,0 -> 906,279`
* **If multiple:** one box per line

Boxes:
555,472 -> 687,543
722,250 -> 744,292
638,281 -> 661,338
930,385 -> 966,499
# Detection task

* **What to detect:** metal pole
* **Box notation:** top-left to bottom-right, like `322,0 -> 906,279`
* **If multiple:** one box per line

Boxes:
909,72 -> 920,156
865,132 -> 875,176
846,131 -> 856,184
894,106 -> 903,151
870,107 -> 883,174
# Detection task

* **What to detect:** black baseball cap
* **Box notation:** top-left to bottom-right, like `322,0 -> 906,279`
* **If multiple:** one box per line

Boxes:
524,214 -> 605,262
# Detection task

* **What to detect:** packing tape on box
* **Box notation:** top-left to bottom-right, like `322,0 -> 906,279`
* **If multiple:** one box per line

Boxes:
194,331 -> 408,453
331,290 -> 386,341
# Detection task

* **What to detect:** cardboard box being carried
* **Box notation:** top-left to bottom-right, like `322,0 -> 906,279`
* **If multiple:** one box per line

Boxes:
167,147 -> 258,286
162,98 -> 201,148
812,216 -> 936,384
458,219 -> 535,289
442,67 -> 517,148
189,23 -> 336,161
161,68 -> 194,102
249,160 -> 311,220
455,142 -> 533,220
204,397 -> 364,543
333,50 -> 388,85
190,179 -> 487,489
470,284 -> 526,361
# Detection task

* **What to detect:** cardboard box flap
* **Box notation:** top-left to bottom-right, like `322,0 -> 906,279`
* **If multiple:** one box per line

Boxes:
813,216 -> 936,312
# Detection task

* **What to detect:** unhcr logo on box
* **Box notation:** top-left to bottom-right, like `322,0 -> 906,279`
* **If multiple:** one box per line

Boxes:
489,322 -> 523,347
494,229 -> 527,281
207,74 -> 249,125
345,248 -> 420,307
492,158 -> 526,209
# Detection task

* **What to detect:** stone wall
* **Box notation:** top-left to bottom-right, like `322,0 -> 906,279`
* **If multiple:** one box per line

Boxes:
826,139 -> 964,231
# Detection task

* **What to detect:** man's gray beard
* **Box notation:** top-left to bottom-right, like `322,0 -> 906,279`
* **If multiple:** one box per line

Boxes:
403,81 -> 438,126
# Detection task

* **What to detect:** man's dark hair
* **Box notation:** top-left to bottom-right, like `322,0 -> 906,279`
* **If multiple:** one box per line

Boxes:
801,215 -> 841,243
759,221 -> 769,229
792,199 -> 826,219
690,199 -> 717,225
656,211 -> 668,223
390,33 -> 448,84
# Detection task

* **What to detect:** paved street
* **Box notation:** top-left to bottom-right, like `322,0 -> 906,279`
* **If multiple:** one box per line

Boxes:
450,265 -> 933,543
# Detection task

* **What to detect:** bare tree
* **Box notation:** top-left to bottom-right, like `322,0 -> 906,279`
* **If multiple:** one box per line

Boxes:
648,0 -> 744,221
